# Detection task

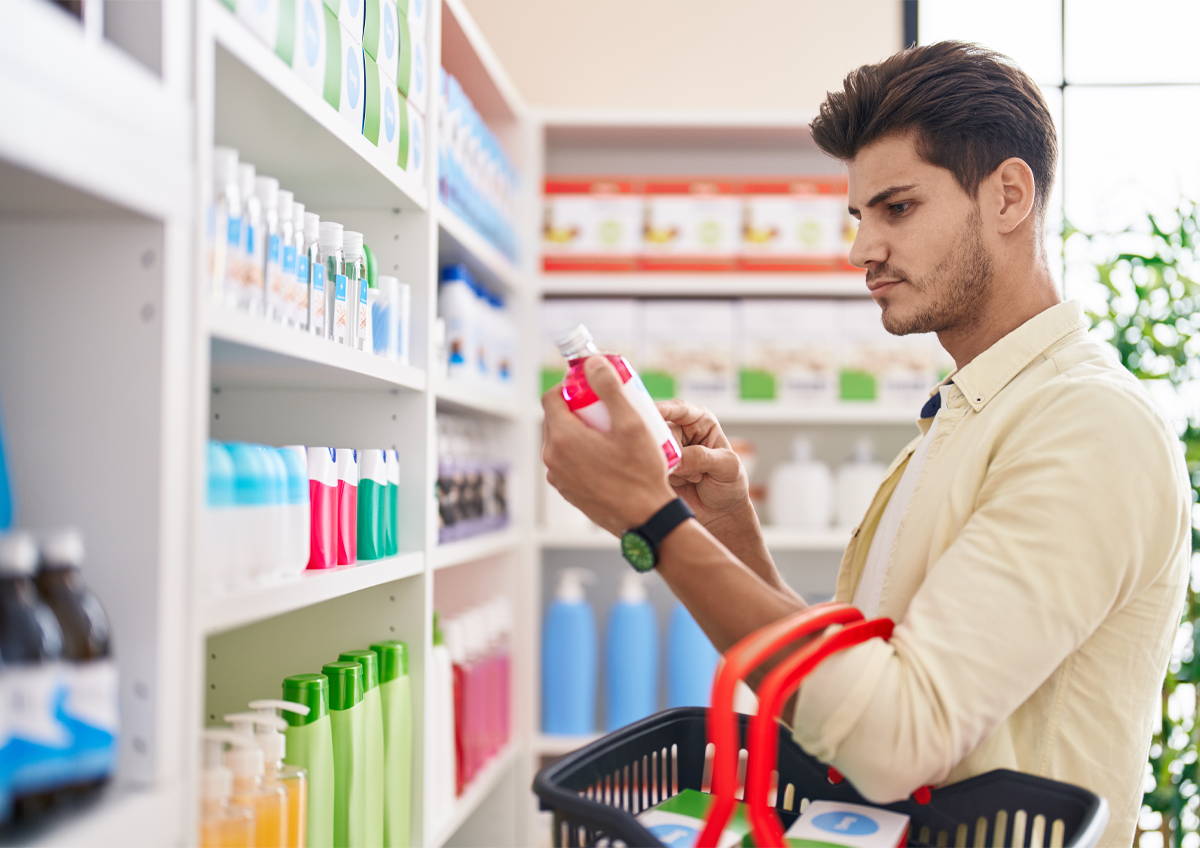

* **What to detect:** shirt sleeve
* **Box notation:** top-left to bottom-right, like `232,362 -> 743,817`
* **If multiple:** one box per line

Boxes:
788,381 -> 1183,803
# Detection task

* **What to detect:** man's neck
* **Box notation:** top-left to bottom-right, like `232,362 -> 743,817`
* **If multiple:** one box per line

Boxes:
938,267 -> 1061,370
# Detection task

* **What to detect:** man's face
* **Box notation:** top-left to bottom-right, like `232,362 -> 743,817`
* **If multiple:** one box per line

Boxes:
846,132 -> 995,336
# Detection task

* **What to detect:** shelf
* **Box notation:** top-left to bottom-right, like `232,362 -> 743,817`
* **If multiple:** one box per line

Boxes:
437,202 -> 524,294
707,404 -> 916,426
23,785 -> 180,848
433,529 -> 522,571
539,272 -> 865,298
202,552 -> 425,635
540,110 -> 817,144
535,733 -> 601,757
434,376 -> 521,419
210,306 -> 427,392
0,0 -> 189,219
441,0 -> 525,126
540,529 -> 849,553
431,744 -> 519,848
210,1 -> 427,212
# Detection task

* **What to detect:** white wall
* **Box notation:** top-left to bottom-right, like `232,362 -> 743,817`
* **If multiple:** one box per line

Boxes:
463,0 -> 904,115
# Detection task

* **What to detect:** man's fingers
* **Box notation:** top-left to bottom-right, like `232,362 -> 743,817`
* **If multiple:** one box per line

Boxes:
583,356 -> 642,431
669,445 -> 742,484
655,399 -> 727,449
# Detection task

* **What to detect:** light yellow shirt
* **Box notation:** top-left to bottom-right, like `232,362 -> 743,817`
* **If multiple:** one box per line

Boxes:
789,301 -> 1191,847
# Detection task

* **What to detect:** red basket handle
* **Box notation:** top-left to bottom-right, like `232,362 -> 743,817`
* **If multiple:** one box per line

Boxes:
697,602 -> 864,848
745,616 -> 895,846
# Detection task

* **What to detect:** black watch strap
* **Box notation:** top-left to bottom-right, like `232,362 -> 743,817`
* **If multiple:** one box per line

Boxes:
634,498 -> 695,550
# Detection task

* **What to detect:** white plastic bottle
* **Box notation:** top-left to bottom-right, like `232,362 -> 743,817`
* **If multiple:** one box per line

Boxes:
343,231 -> 371,352
290,202 -> 308,330
768,437 -> 834,531
276,189 -> 296,327
256,176 -> 284,323
319,222 -> 349,345
211,147 -> 242,305
429,614 -> 457,828
278,446 -> 311,575
835,437 -> 886,531
304,213 -> 325,338
238,164 -> 265,314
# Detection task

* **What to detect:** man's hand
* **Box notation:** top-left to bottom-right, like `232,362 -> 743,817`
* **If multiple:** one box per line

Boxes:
657,399 -> 751,530
542,357 -> 677,536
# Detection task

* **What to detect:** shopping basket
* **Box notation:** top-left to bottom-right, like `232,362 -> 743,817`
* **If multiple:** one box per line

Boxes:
533,602 -> 1109,848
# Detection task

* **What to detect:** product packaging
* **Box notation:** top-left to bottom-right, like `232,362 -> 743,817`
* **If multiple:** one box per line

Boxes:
293,0 -> 338,100
199,730 -> 256,847
335,449 -> 358,565
768,437 -> 834,530
306,447 -> 339,570
837,301 -> 888,402
338,28 -> 367,132
604,573 -> 657,731
542,179 -> 643,271
397,95 -> 424,175
339,651 -> 384,848
641,180 -> 741,270
665,602 -> 718,708
634,789 -> 752,848
356,450 -> 387,560
876,333 -> 942,408
245,702 -> 311,848
236,0 -> 280,49
322,661 -> 367,848
363,55 -> 402,164
740,177 -> 852,270
205,442 -> 237,593
540,569 -> 597,735
279,677 -> 335,848
325,0 -> 365,40
370,641 -> 413,848
399,0 -> 426,42
278,446 -> 311,573
737,299 -> 840,405
640,299 -> 735,403
783,800 -> 910,848
363,0 -> 400,79
385,448 -> 400,556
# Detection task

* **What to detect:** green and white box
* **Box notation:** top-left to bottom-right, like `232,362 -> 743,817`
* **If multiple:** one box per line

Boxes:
363,0 -> 400,78
397,0 -> 426,41
397,97 -> 424,176
237,0 -> 280,47
338,27 -> 367,131
633,789 -> 751,848
324,0 -> 365,41
782,800 -> 909,848
292,0 -> 337,100
408,33 -> 427,113
364,55 -> 401,164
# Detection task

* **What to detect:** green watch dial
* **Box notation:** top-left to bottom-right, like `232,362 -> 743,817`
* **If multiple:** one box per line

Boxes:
620,531 -> 656,573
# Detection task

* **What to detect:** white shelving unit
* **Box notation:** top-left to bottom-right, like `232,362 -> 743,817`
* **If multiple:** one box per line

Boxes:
540,527 -> 852,553
1,0 -> 536,844
540,271 -> 865,298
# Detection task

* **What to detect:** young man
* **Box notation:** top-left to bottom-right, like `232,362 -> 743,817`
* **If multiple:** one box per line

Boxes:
542,42 -> 1190,846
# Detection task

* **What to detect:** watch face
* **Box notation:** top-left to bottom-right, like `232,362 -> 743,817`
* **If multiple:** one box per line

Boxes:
620,531 -> 656,573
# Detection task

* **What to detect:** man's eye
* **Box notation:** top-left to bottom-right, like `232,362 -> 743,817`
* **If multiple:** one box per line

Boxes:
889,202 -> 912,216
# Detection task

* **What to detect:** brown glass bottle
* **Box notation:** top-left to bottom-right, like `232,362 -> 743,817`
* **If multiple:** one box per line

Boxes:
34,528 -> 116,803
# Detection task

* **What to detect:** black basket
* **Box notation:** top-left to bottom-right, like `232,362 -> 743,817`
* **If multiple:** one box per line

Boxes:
533,708 -> 1108,848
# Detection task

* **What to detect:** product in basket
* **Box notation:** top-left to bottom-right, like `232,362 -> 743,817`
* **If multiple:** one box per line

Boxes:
630,789 -> 751,848
781,800 -> 909,848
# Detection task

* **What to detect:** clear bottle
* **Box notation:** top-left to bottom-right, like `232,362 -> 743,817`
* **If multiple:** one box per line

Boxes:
237,164 -> 264,315
246,703 -> 310,848
223,718 -> 288,848
199,731 -> 255,848
304,213 -> 325,338
276,189 -> 295,327
319,222 -> 349,345
35,529 -> 118,801
290,202 -> 307,331
211,147 -> 242,306
557,323 -> 682,470
343,231 -> 371,352
255,176 -> 283,324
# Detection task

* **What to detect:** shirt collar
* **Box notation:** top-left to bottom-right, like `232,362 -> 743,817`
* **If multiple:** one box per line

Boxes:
943,301 -> 1086,414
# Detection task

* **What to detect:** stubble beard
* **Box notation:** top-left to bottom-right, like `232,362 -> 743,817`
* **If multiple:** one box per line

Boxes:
880,208 -> 995,337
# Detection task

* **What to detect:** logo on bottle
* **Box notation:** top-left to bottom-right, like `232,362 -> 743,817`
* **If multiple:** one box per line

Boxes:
812,812 -> 879,836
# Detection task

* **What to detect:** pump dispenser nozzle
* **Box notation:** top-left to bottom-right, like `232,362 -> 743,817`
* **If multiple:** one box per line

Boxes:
203,729 -> 257,800
555,567 -> 595,603
617,571 -> 648,604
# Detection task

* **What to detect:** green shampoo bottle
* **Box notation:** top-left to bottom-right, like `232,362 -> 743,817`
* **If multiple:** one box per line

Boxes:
322,662 -> 366,848
339,650 -> 384,848
280,675 -> 334,848
371,641 -> 413,848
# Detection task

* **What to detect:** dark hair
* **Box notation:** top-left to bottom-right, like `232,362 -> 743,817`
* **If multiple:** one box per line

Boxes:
810,41 -> 1057,218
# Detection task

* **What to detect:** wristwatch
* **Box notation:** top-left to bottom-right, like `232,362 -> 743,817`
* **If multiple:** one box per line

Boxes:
620,498 -> 695,572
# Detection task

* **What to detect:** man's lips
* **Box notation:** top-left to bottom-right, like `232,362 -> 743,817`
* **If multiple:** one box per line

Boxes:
868,278 -> 904,293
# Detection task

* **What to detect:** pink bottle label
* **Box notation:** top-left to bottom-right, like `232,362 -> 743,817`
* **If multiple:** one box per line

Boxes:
337,480 -> 358,565
562,354 -> 682,469
307,479 -> 338,570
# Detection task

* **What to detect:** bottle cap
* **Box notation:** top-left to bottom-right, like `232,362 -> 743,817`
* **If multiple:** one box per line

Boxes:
292,201 -> 306,228
40,527 -> 84,568
237,163 -> 256,198
555,567 -> 594,603
230,709 -> 289,763
335,448 -> 358,485
213,147 -> 239,186
791,437 -> 814,463
276,189 -> 294,220
357,449 -> 386,485
226,442 -> 269,507
370,641 -> 409,682
205,727 -> 261,781
0,531 -> 37,576
255,176 -> 279,208
555,323 -> 597,359
343,230 -> 364,260
201,729 -> 242,801
319,221 -> 344,251
322,661 -> 363,710
338,649 -> 380,691
281,674 -> 328,726
306,446 -> 338,489
304,212 -> 321,242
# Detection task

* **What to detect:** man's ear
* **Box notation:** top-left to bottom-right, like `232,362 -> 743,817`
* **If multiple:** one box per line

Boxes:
990,157 -> 1037,235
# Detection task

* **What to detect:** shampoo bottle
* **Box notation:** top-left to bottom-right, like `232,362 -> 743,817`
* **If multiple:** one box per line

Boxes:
205,441 -> 237,593
280,675 -> 334,848
383,449 -> 400,557
666,602 -> 719,708
370,641 -> 412,848
304,213 -> 326,338
768,437 -> 834,530
338,650 -> 384,848
259,446 -> 290,580
199,730 -> 255,848
222,723 -> 287,848
558,323 -> 682,470
237,164 -> 264,314
355,450 -> 387,561
278,447 -> 311,575
322,661 -> 366,848
541,568 -> 597,735
255,176 -> 284,323
226,443 -> 269,585
334,449 -> 358,566
242,708 -> 308,848
835,437 -> 886,530
306,448 -> 338,571
604,572 -> 658,731
429,614 -> 457,826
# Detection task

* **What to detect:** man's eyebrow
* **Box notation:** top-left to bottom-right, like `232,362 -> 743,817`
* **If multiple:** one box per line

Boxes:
848,184 -> 918,216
